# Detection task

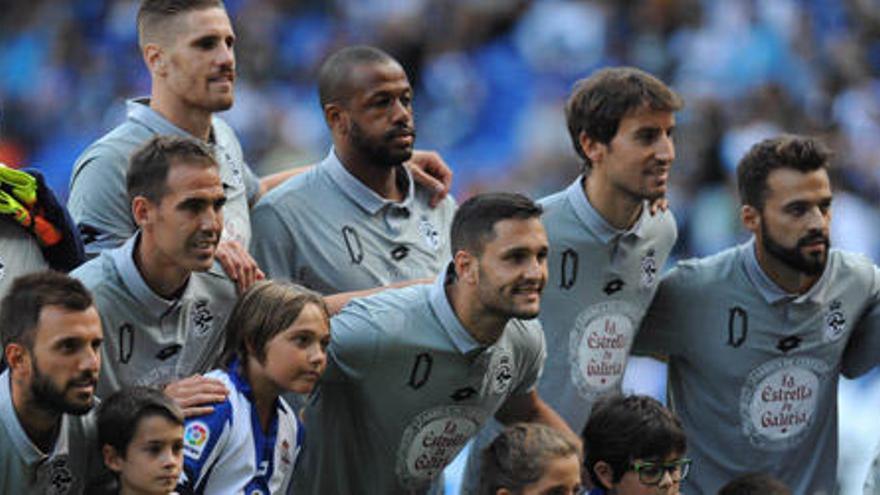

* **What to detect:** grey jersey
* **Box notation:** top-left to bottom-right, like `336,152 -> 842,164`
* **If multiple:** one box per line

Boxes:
0,218 -> 48,301
251,150 -> 455,294
70,234 -> 237,396
68,98 -> 259,254
459,178 -> 677,494
537,177 -> 676,428
0,370 -> 106,494
292,270 -> 546,495
633,240 -> 880,495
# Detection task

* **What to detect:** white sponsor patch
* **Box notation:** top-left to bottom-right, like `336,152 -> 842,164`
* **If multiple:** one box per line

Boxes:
183,421 -> 211,459
569,301 -> 638,399
395,406 -> 486,489
739,357 -> 829,450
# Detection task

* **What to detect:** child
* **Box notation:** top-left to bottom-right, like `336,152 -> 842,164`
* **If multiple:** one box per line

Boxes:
479,422 -> 582,495
177,280 -> 330,494
98,386 -> 185,495
718,473 -> 791,495
582,394 -> 690,495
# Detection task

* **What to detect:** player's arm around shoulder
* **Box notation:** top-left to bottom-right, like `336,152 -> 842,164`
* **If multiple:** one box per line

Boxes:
632,258 -> 699,358
326,297 -> 389,382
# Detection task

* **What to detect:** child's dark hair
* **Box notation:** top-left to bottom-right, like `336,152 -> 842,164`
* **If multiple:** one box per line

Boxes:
582,394 -> 687,487
98,386 -> 184,456
218,280 -> 329,368
718,473 -> 791,495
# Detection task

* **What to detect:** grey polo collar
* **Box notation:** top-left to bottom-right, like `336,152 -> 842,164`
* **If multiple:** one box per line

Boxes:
429,264 -> 482,355
110,233 -> 194,318
565,176 -> 647,244
742,237 -> 832,305
126,98 -> 222,145
322,148 -> 416,216
0,369 -> 71,465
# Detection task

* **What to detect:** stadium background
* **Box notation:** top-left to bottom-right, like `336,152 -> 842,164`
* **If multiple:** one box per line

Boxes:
2,0 -> 880,492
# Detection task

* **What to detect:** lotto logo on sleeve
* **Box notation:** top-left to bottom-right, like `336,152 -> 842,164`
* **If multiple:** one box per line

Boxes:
184,421 -> 210,459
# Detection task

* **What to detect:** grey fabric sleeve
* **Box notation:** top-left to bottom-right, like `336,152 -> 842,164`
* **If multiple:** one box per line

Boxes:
68,148 -> 135,255
842,264 -> 880,378
250,202 -> 297,281
632,264 -> 686,357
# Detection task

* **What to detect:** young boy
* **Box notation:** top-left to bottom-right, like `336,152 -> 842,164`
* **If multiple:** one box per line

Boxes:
98,386 -> 185,495
583,394 -> 690,495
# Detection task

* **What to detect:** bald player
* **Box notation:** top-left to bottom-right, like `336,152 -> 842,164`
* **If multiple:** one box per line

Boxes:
251,46 -> 456,296
292,193 -> 574,494
633,135 -> 880,494
69,1 -> 452,293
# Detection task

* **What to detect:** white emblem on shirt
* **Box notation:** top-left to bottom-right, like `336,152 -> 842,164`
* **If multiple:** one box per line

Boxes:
191,301 -> 214,336
418,217 -> 441,251
739,357 -> 829,451
0,254 -> 5,282
640,248 -> 657,288
45,457 -> 74,495
486,349 -> 515,395
569,301 -> 638,398
395,406 -> 486,489
823,300 -> 846,343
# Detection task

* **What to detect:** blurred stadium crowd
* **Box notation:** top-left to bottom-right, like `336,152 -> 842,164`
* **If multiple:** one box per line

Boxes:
4,0 -> 880,492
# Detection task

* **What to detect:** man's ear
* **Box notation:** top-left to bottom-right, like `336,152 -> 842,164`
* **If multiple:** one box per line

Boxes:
131,196 -> 154,229
579,131 -> 606,168
741,204 -> 761,235
143,43 -> 166,77
4,343 -> 29,375
453,249 -> 478,285
593,461 -> 615,489
102,444 -> 124,473
324,104 -> 348,136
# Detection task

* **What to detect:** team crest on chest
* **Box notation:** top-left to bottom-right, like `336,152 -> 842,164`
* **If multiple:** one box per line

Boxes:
823,300 -> 846,342
46,456 -> 74,495
191,300 -> 214,336
486,350 -> 515,395
418,217 -> 441,251
640,248 -> 657,287
0,255 -> 5,282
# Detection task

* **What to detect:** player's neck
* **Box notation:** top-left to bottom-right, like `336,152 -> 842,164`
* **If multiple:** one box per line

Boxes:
447,283 -> 507,346
335,146 -> 404,201
755,247 -> 820,295
11,380 -> 61,453
149,89 -> 213,142
583,175 -> 642,230
134,241 -> 191,300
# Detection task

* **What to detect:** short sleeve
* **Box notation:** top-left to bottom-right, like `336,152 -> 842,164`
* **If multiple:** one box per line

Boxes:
511,320 -> 546,396
632,264 -> 687,357
324,300 -> 382,383
250,203 -> 298,281
243,164 -> 260,206
68,147 -> 136,255
842,264 -> 880,378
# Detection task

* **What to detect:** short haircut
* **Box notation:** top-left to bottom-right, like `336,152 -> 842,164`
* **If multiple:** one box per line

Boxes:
219,280 -> 329,367
98,386 -> 184,458
565,67 -> 682,169
583,394 -> 687,487
736,135 -> 832,210
127,135 -> 218,204
1,271 -> 93,358
480,423 -> 581,495
317,45 -> 397,108
718,473 -> 792,495
137,0 -> 224,48
451,192 -> 543,257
